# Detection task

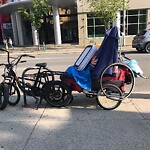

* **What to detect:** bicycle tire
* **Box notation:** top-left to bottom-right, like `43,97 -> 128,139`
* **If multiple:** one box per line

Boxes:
0,83 -> 9,110
42,81 -> 72,107
96,84 -> 122,110
8,83 -> 20,106
99,62 -> 135,99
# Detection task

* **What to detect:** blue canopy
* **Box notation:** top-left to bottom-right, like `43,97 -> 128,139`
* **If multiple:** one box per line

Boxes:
91,26 -> 119,78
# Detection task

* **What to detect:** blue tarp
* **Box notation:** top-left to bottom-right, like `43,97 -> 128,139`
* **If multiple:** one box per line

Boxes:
65,65 -> 91,90
91,26 -> 119,78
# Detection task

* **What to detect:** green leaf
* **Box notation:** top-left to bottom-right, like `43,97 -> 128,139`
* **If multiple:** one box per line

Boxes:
90,0 -> 129,30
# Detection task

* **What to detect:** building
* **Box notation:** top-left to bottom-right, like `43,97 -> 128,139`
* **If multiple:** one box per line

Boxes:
0,0 -> 150,46
0,0 -> 78,46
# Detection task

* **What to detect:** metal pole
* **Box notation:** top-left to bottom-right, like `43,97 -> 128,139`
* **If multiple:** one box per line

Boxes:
123,0 -> 126,46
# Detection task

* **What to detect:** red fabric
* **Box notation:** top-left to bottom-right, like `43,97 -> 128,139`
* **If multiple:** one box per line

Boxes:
102,67 -> 131,91
63,67 -> 131,93
63,77 -> 83,93
0,0 -> 11,25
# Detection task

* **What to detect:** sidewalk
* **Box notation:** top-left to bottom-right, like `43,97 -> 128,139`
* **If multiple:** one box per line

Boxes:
0,92 -> 150,150
0,44 -> 135,55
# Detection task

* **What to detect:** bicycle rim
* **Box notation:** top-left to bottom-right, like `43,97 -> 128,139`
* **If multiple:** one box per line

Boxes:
99,63 -> 135,99
96,84 -> 122,110
8,84 -> 20,106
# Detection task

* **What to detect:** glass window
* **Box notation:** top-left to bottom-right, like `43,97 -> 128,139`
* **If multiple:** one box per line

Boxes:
128,16 -> 138,23
140,9 -> 147,14
139,15 -> 146,23
139,25 -> 146,32
88,27 -> 94,38
120,9 -> 147,35
128,10 -> 138,15
95,18 -> 103,25
87,18 -> 94,26
95,26 -> 105,37
128,24 -> 138,35
87,15 -> 105,38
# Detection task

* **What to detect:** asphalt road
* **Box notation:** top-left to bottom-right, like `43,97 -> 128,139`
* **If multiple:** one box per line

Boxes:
0,51 -> 149,92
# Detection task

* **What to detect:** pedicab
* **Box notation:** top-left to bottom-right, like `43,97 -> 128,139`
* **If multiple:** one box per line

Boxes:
43,26 -> 148,110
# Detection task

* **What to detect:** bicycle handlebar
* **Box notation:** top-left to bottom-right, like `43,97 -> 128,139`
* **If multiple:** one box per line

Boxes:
0,63 -> 5,67
0,48 -> 35,66
0,48 -> 7,52
21,54 -> 35,58
14,54 -> 35,66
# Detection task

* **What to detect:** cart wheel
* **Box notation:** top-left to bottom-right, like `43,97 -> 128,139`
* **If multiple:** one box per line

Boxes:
43,81 -> 72,107
96,84 -> 122,110
99,63 -> 135,99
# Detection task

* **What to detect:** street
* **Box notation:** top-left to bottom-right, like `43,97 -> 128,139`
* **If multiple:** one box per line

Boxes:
0,51 -> 149,92
0,50 -> 150,150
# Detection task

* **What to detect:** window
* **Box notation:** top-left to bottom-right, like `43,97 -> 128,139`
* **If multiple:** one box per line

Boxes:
87,15 -> 105,38
121,9 -> 147,35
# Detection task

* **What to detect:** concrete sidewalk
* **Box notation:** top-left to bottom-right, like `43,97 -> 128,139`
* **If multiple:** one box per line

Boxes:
0,44 -> 135,55
0,92 -> 150,150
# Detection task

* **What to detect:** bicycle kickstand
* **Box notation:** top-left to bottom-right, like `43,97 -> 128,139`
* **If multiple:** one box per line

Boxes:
22,92 -> 29,108
36,98 -> 43,110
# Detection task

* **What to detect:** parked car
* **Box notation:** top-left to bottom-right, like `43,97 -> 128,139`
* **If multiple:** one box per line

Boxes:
132,29 -> 150,53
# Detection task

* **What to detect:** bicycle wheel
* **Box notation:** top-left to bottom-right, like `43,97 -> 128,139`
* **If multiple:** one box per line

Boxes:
43,81 -> 72,107
99,63 -> 135,99
0,83 -> 9,110
96,84 -> 122,110
8,83 -> 20,106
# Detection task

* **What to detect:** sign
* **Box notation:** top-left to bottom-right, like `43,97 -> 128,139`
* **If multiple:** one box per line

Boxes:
3,23 -> 12,29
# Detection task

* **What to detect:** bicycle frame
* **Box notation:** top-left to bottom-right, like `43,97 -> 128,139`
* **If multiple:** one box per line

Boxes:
21,65 -> 55,106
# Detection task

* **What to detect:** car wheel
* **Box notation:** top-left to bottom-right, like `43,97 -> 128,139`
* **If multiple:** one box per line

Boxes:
145,43 -> 150,53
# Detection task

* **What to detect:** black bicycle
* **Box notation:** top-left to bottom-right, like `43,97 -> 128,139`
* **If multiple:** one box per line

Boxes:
0,48 -> 72,109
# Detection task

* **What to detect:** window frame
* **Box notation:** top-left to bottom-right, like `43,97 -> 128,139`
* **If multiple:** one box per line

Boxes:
120,9 -> 147,35
87,15 -> 105,38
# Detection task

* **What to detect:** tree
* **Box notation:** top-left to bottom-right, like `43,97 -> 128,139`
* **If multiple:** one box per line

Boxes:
18,0 -> 51,49
90,0 -> 129,30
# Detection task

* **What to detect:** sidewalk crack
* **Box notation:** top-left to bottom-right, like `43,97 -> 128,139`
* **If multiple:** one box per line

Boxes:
131,101 -> 148,120
23,107 -> 46,150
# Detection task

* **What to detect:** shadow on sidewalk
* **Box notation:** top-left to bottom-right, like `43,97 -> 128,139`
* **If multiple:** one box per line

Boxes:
129,93 -> 150,99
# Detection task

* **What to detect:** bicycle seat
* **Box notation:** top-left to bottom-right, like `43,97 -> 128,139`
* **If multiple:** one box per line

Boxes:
35,63 -> 47,68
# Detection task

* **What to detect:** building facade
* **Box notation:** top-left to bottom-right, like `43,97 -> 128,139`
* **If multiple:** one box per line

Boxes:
77,0 -> 150,46
0,0 -> 150,46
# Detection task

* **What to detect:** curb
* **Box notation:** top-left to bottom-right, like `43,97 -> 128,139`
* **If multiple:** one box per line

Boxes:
0,45 -> 135,55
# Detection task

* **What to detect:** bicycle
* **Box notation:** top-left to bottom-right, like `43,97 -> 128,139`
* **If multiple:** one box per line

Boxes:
0,48 -> 72,109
